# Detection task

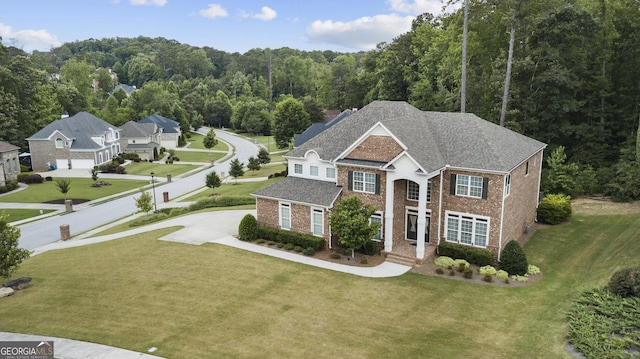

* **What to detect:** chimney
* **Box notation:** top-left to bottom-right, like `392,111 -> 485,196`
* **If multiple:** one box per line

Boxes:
61,112 -> 69,119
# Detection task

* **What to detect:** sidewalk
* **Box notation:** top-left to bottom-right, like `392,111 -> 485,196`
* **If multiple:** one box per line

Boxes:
0,332 -> 166,359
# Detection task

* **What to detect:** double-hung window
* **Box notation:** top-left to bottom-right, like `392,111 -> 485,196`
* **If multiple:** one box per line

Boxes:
280,203 -> 291,230
455,174 -> 484,198
312,208 -> 323,236
445,212 -> 489,247
370,212 -> 383,241
504,175 -> 511,197
326,167 -> 336,179
294,163 -> 303,175
55,138 -> 63,148
310,165 -> 319,177
353,171 -> 376,193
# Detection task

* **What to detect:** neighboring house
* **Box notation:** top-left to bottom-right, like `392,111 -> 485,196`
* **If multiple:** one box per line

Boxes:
294,110 -> 351,147
0,141 -> 20,186
119,121 -> 161,160
27,112 -> 122,171
113,83 -> 136,96
252,101 -> 546,264
139,114 -> 181,149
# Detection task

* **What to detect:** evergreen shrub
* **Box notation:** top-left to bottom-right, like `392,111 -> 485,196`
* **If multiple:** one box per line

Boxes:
608,267 -> 640,298
537,194 -> 572,224
500,240 -> 528,275
238,214 -> 258,241
438,242 -> 493,266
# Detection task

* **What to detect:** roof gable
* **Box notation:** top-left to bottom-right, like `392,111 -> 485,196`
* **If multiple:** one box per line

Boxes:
0,141 -> 19,153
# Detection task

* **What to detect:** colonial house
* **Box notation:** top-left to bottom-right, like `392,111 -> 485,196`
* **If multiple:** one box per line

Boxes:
252,101 -> 546,264
27,112 -> 122,171
0,141 -> 20,186
119,121 -> 161,160
138,114 -> 181,149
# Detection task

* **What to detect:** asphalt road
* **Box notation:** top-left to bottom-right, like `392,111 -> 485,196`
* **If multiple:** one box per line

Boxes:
17,130 -> 261,250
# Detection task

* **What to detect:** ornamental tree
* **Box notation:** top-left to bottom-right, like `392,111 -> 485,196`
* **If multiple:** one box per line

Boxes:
0,214 -> 31,281
329,195 -> 380,258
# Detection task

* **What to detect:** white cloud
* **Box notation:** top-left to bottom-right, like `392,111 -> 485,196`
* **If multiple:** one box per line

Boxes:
0,23 -> 61,52
199,4 -> 228,18
252,6 -> 277,21
387,0 -> 444,15
306,14 -> 413,50
130,0 -> 167,6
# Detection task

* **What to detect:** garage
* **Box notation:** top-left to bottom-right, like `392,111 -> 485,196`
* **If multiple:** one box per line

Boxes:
70,159 -> 96,169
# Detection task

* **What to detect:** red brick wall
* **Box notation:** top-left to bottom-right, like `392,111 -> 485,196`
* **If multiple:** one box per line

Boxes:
345,135 -> 403,162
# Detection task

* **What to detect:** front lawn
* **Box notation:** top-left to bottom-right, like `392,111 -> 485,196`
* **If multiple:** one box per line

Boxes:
0,179 -> 147,203
173,150 -> 226,163
1,209 -> 55,222
2,203 -> 639,358
180,177 -> 283,202
186,132 -> 230,151
123,162 -> 199,177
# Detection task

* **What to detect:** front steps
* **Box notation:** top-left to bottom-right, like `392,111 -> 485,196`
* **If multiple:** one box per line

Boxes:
385,252 -> 418,267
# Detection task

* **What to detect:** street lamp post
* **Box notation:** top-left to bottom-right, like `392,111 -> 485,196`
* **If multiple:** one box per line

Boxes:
150,172 -> 157,212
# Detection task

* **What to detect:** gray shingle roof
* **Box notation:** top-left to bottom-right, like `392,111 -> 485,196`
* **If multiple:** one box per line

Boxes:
0,141 -> 19,153
139,114 -> 180,134
294,110 -> 351,147
27,112 -> 118,150
287,101 -> 546,173
252,177 -> 343,208
120,121 -> 158,138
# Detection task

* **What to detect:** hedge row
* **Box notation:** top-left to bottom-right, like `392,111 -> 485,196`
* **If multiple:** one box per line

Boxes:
187,196 -> 254,211
437,242 -> 493,266
0,180 -> 19,194
257,226 -> 325,251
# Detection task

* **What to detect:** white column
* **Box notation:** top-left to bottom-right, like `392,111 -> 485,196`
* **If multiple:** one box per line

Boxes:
384,176 -> 395,253
416,179 -> 428,259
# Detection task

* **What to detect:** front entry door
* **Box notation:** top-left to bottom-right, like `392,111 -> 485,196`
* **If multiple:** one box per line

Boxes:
406,210 -> 429,243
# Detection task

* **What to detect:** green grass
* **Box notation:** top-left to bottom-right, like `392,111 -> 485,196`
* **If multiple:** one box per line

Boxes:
180,177 -> 283,202
235,133 -> 280,153
0,179 -> 147,203
173,150 -> 226,163
0,208 -> 55,222
186,132 -> 229,151
3,209 -> 639,358
243,163 -> 287,178
123,162 -> 199,177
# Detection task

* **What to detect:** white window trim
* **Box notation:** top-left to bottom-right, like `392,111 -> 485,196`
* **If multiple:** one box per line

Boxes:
444,211 -> 490,248
310,164 -> 319,177
405,207 -> 431,242
279,202 -> 291,230
504,174 -> 511,197
294,163 -> 303,175
326,167 -> 336,179
456,174 -> 483,199
55,138 -> 63,149
525,161 -> 530,176
407,179 -> 431,202
353,171 -> 376,194
370,211 -> 383,241
311,208 -> 324,237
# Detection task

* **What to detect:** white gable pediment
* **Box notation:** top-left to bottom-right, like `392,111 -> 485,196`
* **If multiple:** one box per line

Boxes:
46,130 -> 71,141
336,121 -> 407,161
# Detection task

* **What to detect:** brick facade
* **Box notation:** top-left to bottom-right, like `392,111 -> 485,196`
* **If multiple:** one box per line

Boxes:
345,135 -> 403,162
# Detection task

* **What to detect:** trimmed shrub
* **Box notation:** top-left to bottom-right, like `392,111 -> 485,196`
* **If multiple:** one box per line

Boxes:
360,240 -> 379,255
496,270 -> 509,279
294,246 -> 303,252
24,174 -> 43,184
302,247 -> 315,256
434,256 -> 455,268
483,274 -> 493,282
238,214 -> 258,241
188,196 -> 255,211
256,226 -> 325,251
256,239 -> 265,244
527,264 -> 541,275
438,242 -> 493,266
330,253 -> 341,259
285,243 -> 295,250
463,267 -> 473,279
479,265 -> 497,276
537,194 -> 572,224
17,173 -> 30,183
608,267 -> 640,298
453,259 -> 470,271
500,240 -> 528,276
256,226 -> 280,242
435,268 -> 445,275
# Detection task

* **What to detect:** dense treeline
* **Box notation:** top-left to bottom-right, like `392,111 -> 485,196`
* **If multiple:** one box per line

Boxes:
0,0 -> 639,199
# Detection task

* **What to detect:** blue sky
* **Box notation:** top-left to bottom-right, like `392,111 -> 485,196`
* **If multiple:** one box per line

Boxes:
0,0 -> 457,53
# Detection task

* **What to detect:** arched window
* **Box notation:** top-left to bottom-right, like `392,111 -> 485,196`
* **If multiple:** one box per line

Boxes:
98,152 -> 103,163
55,138 -> 63,148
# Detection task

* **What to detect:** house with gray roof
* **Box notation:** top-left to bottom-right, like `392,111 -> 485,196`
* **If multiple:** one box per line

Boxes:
139,114 -> 181,149
0,141 -> 20,186
119,121 -> 161,160
27,112 -> 122,171
294,110 -> 351,147
252,101 -> 546,264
